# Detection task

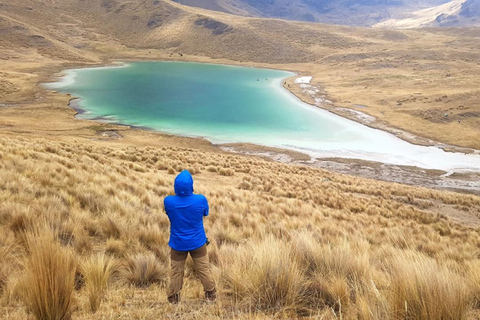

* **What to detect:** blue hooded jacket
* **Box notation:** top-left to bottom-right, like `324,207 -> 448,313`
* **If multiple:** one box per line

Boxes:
164,170 -> 209,251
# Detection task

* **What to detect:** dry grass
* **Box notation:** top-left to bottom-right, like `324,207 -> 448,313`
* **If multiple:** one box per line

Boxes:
20,232 -> 76,320
120,254 -> 168,288
221,236 -> 306,315
79,254 -> 119,313
0,135 -> 479,319
388,251 -> 471,320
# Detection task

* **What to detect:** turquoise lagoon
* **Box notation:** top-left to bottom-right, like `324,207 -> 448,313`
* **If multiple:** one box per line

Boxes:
46,61 -> 480,172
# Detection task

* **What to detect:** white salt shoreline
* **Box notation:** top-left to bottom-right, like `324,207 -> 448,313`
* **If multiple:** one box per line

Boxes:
43,62 -> 130,90
294,76 -> 313,84
271,75 -> 480,172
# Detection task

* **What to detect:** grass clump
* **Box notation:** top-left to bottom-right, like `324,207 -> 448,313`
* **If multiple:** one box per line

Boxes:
20,232 -> 76,320
120,253 -> 167,288
221,236 -> 306,315
79,254 -> 119,313
389,251 -> 471,320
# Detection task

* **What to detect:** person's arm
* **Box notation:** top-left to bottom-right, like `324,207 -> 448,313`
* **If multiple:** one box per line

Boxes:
203,196 -> 209,217
163,197 -> 170,216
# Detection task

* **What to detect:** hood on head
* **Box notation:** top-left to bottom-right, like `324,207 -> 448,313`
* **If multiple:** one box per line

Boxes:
174,170 -> 194,196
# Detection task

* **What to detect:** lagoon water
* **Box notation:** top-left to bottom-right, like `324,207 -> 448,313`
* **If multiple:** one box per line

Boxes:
46,61 -> 480,172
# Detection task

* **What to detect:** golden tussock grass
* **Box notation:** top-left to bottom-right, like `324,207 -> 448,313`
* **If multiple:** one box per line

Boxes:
119,253 -> 168,288
388,251 -> 471,320
79,254 -> 119,313
220,235 -> 305,315
20,232 -> 76,320
0,135 -> 480,319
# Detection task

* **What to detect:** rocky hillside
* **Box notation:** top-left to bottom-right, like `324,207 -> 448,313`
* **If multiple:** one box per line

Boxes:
460,0 -> 480,17
172,0 -> 480,27
374,0 -> 480,27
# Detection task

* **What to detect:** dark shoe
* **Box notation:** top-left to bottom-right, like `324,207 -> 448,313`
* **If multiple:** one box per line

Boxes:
205,289 -> 216,302
168,293 -> 180,304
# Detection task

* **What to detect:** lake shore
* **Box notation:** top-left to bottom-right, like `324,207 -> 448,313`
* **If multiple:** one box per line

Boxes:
34,60 -> 480,194
47,61 -> 480,172
220,143 -> 480,195
282,74 -> 479,155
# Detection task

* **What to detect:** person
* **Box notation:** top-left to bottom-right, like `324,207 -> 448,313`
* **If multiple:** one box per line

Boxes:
163,170 -> 216,304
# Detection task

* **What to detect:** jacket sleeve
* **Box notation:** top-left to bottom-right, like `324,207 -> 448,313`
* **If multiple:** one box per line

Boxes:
163,197 -> 170,215
202,195 -> 209,217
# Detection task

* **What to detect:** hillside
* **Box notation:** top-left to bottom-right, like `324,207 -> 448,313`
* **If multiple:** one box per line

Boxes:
461,0 -> 480,17
2,0 -> 480,151
374,0 -> 480,27
171,0 -> 480,26
1,133 -> 480,319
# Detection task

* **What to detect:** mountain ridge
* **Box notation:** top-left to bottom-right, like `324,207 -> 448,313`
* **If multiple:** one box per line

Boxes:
172,0 -> 480,27
374,0 -> 480,27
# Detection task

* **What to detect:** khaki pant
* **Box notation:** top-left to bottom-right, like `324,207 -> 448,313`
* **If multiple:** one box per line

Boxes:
167,244 -> 215,297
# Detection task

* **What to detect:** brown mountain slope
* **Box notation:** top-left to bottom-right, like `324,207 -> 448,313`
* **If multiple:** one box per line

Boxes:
1,0 -> 480,150
0,0 -> 315,63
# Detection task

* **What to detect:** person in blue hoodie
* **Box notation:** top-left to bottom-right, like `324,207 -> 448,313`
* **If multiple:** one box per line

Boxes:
164,170 -> 216,304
